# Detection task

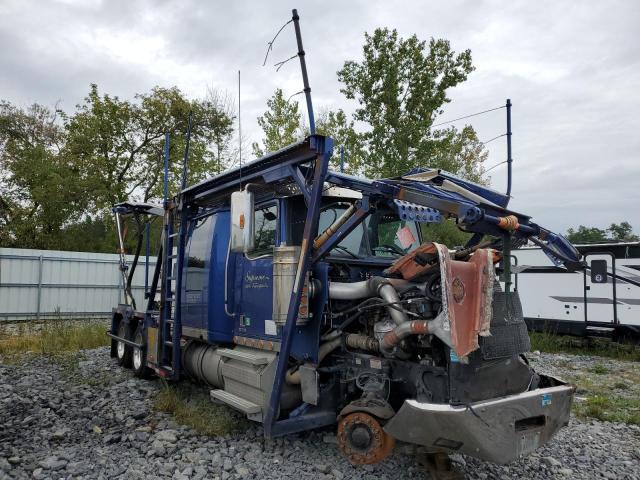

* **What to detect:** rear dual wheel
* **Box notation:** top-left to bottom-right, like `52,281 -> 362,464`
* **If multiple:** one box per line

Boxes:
132,326 -> 152,378
116,321 -> 132,368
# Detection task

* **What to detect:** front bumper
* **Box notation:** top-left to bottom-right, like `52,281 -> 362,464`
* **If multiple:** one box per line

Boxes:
384,378 -> 575,464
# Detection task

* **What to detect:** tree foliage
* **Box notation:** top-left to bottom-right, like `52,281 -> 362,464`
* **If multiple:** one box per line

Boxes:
607,222 -> 639,242
251,89 -> 301,158
0,102 -> 86,248
0,85 -> 237,251
253,28 -> 486,183
337,28 -> 484,180
566,222 -> 639,244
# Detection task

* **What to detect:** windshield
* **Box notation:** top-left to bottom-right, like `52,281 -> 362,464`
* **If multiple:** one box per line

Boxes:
315,203 -> 421,259
367,209 -> 420,257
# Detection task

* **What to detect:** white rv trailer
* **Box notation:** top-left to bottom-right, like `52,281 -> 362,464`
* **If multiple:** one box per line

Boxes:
511,241 -> 640,341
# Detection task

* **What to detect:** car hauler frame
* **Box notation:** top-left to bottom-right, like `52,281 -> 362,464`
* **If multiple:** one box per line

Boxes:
107,130 -> 582,466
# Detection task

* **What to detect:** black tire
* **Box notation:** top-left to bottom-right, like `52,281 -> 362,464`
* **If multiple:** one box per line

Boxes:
613,327 -> 639,346
116,321 -> 133,368
132,325 -> 152,378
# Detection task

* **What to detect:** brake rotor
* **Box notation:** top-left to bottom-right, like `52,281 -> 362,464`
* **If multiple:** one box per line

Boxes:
337,412 -> 395,465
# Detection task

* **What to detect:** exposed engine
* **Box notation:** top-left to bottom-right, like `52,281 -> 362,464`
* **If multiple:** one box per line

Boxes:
307,242 -> 541,415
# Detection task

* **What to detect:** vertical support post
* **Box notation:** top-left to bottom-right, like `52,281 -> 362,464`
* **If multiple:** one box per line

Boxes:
163,133 -> 170,205
583,266 -> 588,336
172,206 -> 188,378
145,221 -> 150,298
340,146 -> 345,173
36,255 -> 43,320
611,256 -> 618,325
161,132 -> 171,368
114,211 -> 130,305
264,136 -> 333,437
505,99 -> 512,204
502,233 -> 512,295
118,268 -> 122,305
292,9 -> 315,135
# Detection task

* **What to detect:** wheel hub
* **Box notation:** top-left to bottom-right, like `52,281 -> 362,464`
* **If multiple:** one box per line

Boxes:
337,412 -> 395,465
133,347 -> 142,369
116,324 -> 126,359
350,425 -> 372,450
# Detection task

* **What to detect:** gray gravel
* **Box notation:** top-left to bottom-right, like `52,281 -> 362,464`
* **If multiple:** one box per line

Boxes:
1,347 -> 638,479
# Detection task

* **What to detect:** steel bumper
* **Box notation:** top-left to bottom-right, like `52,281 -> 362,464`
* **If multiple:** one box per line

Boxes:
384,381 -> 575,464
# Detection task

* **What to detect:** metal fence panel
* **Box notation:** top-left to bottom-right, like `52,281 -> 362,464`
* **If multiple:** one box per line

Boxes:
0,248 -> 157,321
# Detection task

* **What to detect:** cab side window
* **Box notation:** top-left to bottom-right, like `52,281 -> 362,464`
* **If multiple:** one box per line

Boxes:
252,204 -> 277,256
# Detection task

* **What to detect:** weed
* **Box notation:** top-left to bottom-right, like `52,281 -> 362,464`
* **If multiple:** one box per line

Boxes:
0,320 -> 109,357
590,364 -> 609,375
530,331 -> 640,361
154,384 -> 248,437
574,395 -> 640,425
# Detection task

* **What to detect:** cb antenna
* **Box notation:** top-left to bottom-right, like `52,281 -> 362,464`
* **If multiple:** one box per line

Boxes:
505,98 -> 512,205
292,9 -> 315,135
238,69 -> 242,188
263,10 -> 316,135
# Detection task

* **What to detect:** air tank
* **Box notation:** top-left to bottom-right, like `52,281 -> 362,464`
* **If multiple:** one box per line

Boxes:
272,246 -> 311,326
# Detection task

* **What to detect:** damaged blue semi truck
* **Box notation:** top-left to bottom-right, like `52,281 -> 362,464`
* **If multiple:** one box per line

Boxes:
108,133 -> 582,467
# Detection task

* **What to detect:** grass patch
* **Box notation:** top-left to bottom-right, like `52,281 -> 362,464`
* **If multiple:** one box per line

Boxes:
154,384 -> 247,437
575,395 -> 640,425
0,320 -> 109,357
558,367 -> 640,425
530,331 -> 640,361
589,363 -> 609,375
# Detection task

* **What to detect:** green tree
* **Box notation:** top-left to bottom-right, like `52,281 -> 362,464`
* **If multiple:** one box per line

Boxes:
566,225 -> 608,244
64,84 -> 235,210
337,28 -> 484,180
0,102 -> 88,249
253,29 -> 486,182
566,222 -> 639,244
251,89 -> 301,158
607,222 -> 639,241
0,84 -> 236,251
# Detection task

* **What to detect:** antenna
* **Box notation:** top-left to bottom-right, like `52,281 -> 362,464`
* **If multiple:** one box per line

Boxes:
238,70 -> 242,188
505,98 -> 513,204
291,9 -> 315,135
261,10 -> 316,135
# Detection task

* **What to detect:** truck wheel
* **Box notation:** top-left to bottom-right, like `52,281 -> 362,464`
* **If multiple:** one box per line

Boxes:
132,325 -> 152,378
613,327 -> 639,346
116,321 -> 132,368
337,412 -> 395,465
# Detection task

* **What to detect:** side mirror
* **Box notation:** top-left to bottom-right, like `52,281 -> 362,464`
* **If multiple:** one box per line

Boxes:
230,190 -> 255,252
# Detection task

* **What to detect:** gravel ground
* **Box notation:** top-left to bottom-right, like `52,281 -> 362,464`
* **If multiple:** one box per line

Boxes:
0,347 -> 638,480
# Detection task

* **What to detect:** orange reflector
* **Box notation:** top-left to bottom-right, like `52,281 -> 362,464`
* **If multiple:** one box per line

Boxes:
239,213 -> 245,229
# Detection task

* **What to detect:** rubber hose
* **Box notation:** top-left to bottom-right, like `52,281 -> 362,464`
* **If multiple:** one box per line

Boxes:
285,337 -> 342,384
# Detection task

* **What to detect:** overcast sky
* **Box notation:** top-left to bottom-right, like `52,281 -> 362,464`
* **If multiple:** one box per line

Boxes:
1,0 -> 639,234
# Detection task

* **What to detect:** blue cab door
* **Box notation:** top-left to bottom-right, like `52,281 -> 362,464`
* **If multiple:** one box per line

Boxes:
234,202 -> 279,340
